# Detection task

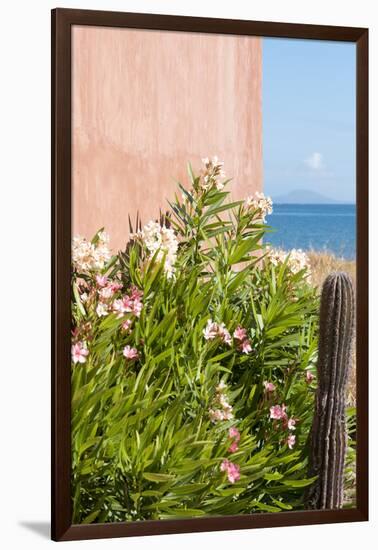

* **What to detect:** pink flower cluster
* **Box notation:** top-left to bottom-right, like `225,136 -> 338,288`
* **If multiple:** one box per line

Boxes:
82,274 -> 143,324
220,459 -> 240,483
269,404 -> 286,420
203,321 -> 253,355
227,427 -> 241,453
209,381 -> 233,422
78,274 -> 124,317
220,422 -> 242,483
305,370 -> 315,384
121,319 -> 133,333
71,341 -> 89,364
97,274 -> 122,292
203,319 -> 232,346
233,326 -> 253,354
123,345 -> 139,361
263,380 -> 276,393
269,404 -> 297,449
112,286 -> 143,319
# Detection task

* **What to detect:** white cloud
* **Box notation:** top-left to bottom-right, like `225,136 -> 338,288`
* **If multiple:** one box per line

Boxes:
304,152 -> 325,171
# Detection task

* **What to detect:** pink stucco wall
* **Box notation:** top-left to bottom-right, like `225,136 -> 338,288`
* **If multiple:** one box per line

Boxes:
72,26 -> 262,252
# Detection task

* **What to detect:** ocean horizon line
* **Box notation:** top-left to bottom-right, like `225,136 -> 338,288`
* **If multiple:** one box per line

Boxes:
272,201 -> 356,206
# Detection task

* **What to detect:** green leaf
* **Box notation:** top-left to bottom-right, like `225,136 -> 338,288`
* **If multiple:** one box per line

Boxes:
169,483 -> 208,495
264,472 -> 284,481
250,501 -> 282,513
143,472 -> 176,483
270,498 -> 293,510
159,508 -> 206,518
279,476 -> 317,488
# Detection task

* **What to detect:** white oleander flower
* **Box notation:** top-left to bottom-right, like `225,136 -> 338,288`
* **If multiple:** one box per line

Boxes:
209,379 -> 234,423
72,232 -> 112,274
265,246 -> 311,276
96,302 -> 109,317
200,156 -> 226,191
245,192 -> 273,222
203,319 -> 232,346
72,236 -> 95,273
135,221 -> 179,279
216,380 -> 227,393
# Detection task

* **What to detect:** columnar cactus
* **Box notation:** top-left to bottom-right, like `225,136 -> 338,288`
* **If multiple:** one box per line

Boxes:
305,272 -> 355,509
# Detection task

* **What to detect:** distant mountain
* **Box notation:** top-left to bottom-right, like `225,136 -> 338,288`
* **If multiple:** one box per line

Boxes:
272,189 -> 351,204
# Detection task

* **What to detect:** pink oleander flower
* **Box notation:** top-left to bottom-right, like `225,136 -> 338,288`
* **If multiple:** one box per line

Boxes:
270,404 -> 286,420
233,326 -> 253,354
96,274 -> 108,287
263,381 -> 276,393
227,426 -> 241,452
306,370 -> 315,383
121,319 -> 133,332
287,434 -> 296,449
112,298 -> 125,317
233,326 -> 248,341
132,298 -> 143,317
287,418 -> 296,431
220,459 -> 230,472
229,427 -> 241,441
71,341 -> 89,364
220,459 -> 240,483
123,345 -> 139,360
228,441 -> 239,453
130,286 -> 143,300
121,295 -> 134,312
113,293 -> 142,318
241,339 -> 252,354
109,281 -> 123,292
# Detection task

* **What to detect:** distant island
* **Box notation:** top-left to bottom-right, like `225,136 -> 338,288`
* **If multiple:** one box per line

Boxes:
272,189 -> 354,205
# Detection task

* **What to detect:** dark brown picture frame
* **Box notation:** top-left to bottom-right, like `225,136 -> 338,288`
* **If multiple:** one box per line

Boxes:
51,7 -> 369,542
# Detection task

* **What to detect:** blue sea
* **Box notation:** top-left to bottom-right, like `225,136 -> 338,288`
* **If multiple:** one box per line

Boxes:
266,204 -> 356,260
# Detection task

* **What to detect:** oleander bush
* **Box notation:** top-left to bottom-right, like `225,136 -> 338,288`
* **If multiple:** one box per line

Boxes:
71,158 -> 321,523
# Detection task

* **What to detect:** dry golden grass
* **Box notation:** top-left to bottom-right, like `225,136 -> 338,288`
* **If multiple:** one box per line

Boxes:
307,250 -> 356,290
307,251 -> 356,407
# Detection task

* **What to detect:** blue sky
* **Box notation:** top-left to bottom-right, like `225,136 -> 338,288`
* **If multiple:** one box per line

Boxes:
263,38 -> 356,203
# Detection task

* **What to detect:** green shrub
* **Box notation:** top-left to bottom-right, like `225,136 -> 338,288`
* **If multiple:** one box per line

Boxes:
71,159 -> 319,523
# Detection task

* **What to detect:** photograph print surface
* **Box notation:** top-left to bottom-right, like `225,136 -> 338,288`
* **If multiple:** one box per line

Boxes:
70,25 -> 357,524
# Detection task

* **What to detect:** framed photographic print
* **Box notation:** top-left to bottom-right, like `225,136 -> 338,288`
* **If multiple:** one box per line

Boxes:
51,8 -> 368,542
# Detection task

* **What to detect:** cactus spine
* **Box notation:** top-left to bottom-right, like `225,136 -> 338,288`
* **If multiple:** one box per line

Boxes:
305,272 -> 355,509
